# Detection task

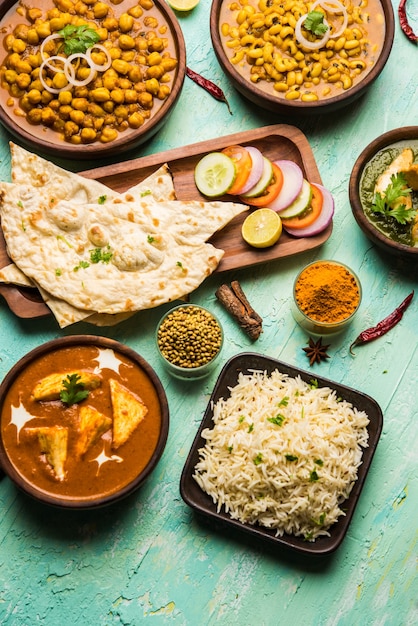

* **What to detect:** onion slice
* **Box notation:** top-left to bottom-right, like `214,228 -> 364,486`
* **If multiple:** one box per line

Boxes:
310,0 -> 348,39
86,44 -> 112,72
268,160 -> 304,212
40,33 -> 63,61
283,183 -> 334,237
64,53 -> 97,87
295,14 -> 331,50
238,146 -> 265,195
39,56 -> 70,94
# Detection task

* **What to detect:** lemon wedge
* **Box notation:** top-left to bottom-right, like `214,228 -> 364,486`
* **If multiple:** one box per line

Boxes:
241,208 -> 282,248
167,0 -> 200,10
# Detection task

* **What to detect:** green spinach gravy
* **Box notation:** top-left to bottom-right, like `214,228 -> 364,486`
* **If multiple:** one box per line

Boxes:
360,139 -> 418,246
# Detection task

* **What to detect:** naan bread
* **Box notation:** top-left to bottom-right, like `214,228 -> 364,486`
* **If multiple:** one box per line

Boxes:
0,144 -> 248,317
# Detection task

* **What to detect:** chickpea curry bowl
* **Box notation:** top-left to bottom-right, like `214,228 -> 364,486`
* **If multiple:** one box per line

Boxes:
0,335 -> 169,508
0,0 -> 186,159
210,0 -> 394,114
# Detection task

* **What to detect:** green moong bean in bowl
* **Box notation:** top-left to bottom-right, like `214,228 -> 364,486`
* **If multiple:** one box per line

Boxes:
156,304 -> 224,380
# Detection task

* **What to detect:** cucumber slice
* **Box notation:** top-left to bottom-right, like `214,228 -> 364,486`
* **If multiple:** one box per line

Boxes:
240,156 -> 274,198
194,152 -> 236,197
278,179 -> 312,218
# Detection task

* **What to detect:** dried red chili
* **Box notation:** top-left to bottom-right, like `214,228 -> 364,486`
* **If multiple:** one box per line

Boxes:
398,0 -> 418,43
186,66 -> 233,114
349,291 -> 414,355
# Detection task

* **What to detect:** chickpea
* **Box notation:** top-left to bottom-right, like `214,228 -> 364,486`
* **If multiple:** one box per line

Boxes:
128,111 -> 145,128
119,34 -> 135,50
99,127 -> 118,143
138,92 -> 153,109
64,120 -> 79,138
124,89 -> 137,103
93,2 -> 109,19
119,13 -> 134,33
27,108 -> 43,124
80,127 -> 97,142
110,88 -> 125,104
70,109 -> 85,124
16,73 -> 31,90
112,59 -> 131,75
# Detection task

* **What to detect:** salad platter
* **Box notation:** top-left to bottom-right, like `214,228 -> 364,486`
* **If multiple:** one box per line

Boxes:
0,124 -> 332,320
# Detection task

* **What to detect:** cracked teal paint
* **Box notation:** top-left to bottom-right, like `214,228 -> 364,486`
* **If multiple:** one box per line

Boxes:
1,1 -> 418,624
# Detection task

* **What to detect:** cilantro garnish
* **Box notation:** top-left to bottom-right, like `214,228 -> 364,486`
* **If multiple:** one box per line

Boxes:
58,24 -> 100,55
90,246 -> 113,264
73,260 -> 90,271
285,454 -> 298,462
304,11 -> 328,36
253,453 -> 263,466
248,423 -> 254,433
98,195 -> 107,205
147,235 -> 156,243
309,469 -> 319,482
372,173 -> 415,224
141,190 -> 152,197
60,373 -> 89,406
278,396 -> 289,407
267,413 -> 285,426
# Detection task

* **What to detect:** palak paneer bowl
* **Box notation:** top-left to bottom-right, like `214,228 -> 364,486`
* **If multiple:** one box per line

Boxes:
0,0 -> 186,159
349,127 -> 418,260
210,0 -> 394,114
0,335 -> 169,508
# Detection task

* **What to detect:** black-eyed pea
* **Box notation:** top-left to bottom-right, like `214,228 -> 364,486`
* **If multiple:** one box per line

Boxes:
344,39 -> 361,51
226,38 -> 240,49
310,62 -> 322,78
301,92 -> 318,102
346,47 -> 361,57
341,74 -> 352,90
231,50 -> 245,64
327,71 -> 341,83
273,81 -> 288,93
285,89 -> 300,100
333,37 -> 346,51
280,26 -> 293,40
268,24 -> 282,36
237,9 -> 249,24
241,34 -> 255,46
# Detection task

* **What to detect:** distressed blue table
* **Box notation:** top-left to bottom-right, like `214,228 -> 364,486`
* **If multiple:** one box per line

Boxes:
0,1 -> 417,624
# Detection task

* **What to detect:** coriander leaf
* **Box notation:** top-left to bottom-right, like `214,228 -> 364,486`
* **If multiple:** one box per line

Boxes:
89,246 -> 113,264
309,469 -> 319,482
253,453 -> 263,465
98,195 -> 107,205
267,413 -> 285,426
60,373 -> 89,406
304,11 -> 328,36
73,260 -> 90,271
58,24 -> 100,55
285,454 -> 298,462
372,173 -> 415,224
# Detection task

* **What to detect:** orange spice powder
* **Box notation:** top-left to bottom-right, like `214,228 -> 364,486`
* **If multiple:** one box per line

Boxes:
294,261 -> 360,323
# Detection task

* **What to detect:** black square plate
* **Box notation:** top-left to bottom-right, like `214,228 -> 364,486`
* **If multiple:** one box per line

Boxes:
180,353 -> 383,556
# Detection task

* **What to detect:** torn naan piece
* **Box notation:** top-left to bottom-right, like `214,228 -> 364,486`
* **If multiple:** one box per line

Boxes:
0,262 -> 34,287
0,149 -> 248,316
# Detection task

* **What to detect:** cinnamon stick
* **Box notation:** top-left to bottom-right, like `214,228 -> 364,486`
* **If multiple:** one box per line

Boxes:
215,280 -> 263,340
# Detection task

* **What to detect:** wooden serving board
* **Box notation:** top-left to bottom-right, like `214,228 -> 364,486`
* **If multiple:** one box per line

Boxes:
0,124 -> 331,319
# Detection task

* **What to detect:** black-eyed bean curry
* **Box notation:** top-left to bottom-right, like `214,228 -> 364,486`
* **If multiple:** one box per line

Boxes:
219,0 -> 386,102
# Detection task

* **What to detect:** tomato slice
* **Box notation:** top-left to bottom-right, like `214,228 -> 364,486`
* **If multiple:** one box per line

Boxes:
243,162 -> 284,207
280,184 -> 323,229
222,145 -> 253,195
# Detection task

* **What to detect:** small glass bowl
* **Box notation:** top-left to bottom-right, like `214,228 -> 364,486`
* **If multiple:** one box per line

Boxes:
292,260 -> 362,336
156,304 -> 224,380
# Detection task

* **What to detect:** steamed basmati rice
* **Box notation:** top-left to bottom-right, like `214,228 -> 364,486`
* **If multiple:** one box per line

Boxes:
193,369 -> 370,541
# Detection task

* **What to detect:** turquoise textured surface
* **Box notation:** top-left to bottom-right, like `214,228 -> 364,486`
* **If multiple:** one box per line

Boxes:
0,0 -> 417,624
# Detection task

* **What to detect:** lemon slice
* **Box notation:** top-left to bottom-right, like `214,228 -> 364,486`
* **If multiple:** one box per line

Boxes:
167,0 -> 200,10
241,208 -> 282,248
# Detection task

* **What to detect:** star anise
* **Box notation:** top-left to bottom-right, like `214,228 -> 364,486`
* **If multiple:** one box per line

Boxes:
303,337 -> 330,366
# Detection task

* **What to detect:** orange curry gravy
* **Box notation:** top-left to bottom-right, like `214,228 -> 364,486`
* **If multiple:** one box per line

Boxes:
1,344 -> 163,501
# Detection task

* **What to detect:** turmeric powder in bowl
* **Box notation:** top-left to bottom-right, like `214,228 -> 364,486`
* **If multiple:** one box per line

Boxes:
292,260 -> 362,335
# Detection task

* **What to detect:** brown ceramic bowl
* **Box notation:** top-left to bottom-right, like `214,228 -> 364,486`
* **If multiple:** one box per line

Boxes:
349,127 -> 418,260
210,0 -> 394,115
0,0 -> 186,160
0,335 -> 169,508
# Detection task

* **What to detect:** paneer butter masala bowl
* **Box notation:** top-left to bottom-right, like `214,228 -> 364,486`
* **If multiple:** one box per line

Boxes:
0,336 -> 169,508
211,0 -> 394,114
0,0 -> 186,159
